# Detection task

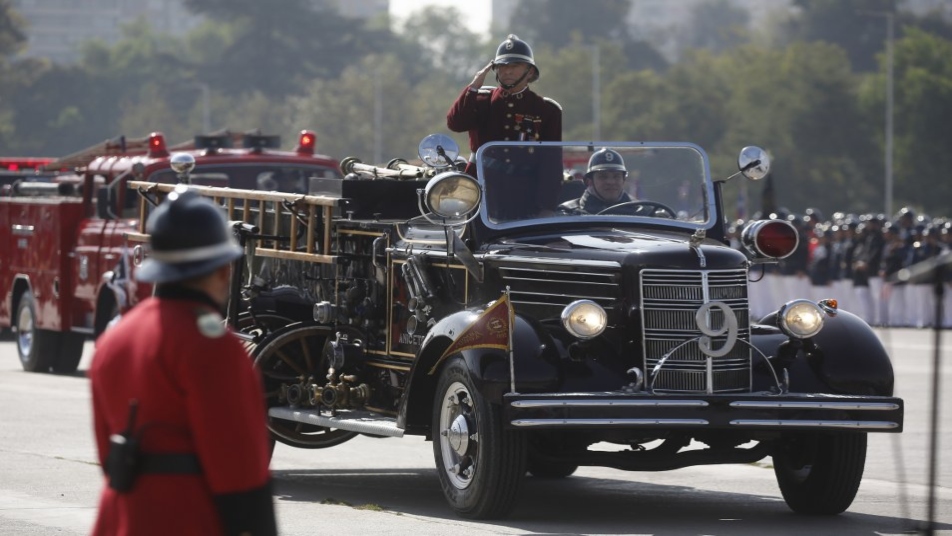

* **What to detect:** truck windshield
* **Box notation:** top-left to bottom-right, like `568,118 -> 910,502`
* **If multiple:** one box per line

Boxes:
478,143 -> 710,228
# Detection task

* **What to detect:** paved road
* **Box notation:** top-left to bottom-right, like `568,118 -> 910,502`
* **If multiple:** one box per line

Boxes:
0,328 -> 949,535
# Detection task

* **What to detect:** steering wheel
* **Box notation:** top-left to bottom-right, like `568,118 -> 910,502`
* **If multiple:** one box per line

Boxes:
596,200 -> 677,218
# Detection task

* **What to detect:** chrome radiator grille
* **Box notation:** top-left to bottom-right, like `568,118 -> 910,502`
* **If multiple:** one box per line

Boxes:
496,259 -> 620,314
640,269 -> 751,393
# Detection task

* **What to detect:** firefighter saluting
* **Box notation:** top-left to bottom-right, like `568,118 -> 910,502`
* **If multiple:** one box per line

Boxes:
447,34 -> 564,219
89,187 -> 277,536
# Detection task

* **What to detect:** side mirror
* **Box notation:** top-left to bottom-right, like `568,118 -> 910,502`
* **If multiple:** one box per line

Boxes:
738,146 -> 770,180
170,153 -> 196,184
96,188 -> 113,220
418,134 -> 460,169
715,146 -> 771,183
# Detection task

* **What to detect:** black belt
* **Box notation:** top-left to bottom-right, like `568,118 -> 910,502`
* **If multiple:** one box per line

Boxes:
140,453 -> 202,475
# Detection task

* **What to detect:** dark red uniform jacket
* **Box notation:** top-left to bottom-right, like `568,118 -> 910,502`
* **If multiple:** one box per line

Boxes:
447,85 -> 563,218
89,286 -> 275,536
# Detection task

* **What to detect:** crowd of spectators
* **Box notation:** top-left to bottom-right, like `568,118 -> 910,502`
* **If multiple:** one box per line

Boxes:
729,207 -> 951,328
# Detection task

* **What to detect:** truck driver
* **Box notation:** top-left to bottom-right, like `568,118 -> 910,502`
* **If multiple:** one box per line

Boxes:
559,148 -> 635,214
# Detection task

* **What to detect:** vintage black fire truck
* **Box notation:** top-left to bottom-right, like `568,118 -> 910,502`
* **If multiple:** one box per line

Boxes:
129,136 -> 903,519
0,130 -> 339,373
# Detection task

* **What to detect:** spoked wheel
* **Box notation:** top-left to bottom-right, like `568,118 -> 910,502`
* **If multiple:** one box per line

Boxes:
252,322 -> 357,449
236,311 -> 295,356
239,311 -> 295,333
433,357 -> 526,519
773,432 -> 867,514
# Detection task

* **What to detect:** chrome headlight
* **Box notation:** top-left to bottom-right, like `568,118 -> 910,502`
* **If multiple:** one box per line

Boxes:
561,300 -> 607,339
778,299 -> 825,339
424,172 -> 481,219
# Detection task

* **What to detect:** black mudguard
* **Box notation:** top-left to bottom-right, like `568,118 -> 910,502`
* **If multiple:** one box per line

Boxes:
249,285 -> 314,323
752,308 -> 894,396
398,310 -> 561,433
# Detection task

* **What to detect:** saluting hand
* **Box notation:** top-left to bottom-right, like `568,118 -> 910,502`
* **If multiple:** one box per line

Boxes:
470,62 -> 494,90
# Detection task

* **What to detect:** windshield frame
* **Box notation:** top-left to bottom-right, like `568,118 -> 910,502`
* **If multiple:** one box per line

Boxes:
475,140 -> 717,233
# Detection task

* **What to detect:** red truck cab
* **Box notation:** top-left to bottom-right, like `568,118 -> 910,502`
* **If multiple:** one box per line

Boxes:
0,130 -> 340,373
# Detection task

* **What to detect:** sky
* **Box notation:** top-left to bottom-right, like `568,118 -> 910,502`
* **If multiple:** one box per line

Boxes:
389,0 -> 492,35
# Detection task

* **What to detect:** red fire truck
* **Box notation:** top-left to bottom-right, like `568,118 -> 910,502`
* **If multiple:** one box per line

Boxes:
0,130 -> 340,373
0,157 -> 63,190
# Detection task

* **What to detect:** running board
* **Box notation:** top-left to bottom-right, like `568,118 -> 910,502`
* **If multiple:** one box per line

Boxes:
268,407 -> 404,437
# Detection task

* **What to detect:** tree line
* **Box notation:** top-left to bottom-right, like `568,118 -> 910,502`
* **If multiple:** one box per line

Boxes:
0,0 -> 950,217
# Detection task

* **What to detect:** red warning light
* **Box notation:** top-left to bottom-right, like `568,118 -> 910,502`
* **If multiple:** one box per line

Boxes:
148,132 -> 169,158
296,130 -> 316,155
0,158 -> 53,171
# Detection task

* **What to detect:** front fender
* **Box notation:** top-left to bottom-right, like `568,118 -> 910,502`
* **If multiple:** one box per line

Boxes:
809,309 -> 895,395
250,285 -> 315,323
398,308 -> 561,434
753,308 -> 894,396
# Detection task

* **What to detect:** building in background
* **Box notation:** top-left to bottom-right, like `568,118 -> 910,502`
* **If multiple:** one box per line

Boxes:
488,0 -> 791,56
11,0 -> 388,65
11,0 -> 201,64
491,0 -> 517,33
14,0 -> 951,66
326,0 -> 387,20
903,0 -> 952,18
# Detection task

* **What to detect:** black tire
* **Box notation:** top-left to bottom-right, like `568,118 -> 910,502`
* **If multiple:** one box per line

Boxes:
773,432 -> 867,515
51,332 -> 86,374
94,295 -> 120,338
432,357 -> 526,519
252,323 -> 357,449
15,291 -> 58,373
527,456 -> 578,479
267,436 -> 277,462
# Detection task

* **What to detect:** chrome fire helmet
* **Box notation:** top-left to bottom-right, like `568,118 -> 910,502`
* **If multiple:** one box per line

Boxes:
585,148 -> 628,181
492,34 -> 539,84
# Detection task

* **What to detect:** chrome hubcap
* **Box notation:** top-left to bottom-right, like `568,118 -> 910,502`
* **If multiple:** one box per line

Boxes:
439,382 -> 478,489
448,414 -> 470,456
16,304 -> 34,362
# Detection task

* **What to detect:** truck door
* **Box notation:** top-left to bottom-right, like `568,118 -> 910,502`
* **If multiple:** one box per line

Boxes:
71,174 -> 111,333
0,199 -> 13,325
73,175 -> 132,334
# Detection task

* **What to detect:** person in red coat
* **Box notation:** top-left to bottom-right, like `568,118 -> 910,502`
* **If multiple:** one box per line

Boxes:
447,34 -> 563,219
89,186 -> 277,536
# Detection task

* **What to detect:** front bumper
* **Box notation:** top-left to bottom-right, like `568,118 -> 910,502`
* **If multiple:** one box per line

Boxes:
503,392 -> 903,432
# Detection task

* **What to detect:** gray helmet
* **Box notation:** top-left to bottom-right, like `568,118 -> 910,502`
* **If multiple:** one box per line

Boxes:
493,34 -> 539,83
585,148 -> 627,181
136,186 -> 243,284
